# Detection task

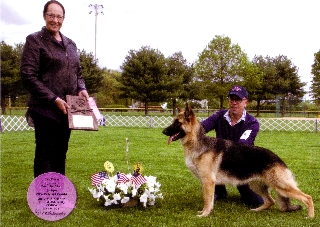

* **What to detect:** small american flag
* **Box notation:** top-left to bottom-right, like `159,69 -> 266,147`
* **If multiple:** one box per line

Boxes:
117,172 -> 129,184
91,171 -> 109,186
131,172 -> 146,187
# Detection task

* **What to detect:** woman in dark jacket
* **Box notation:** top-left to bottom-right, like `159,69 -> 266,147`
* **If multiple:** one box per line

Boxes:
21,0 -> 89,178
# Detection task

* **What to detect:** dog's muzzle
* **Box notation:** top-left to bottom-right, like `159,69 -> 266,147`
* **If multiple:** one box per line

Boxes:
162,128 -> 184,144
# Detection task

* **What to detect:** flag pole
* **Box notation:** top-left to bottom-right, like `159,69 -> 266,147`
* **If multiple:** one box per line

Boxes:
126,138 -> 129,173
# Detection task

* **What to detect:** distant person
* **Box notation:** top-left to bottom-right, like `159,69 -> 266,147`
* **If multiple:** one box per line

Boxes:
201,85 -> 263,206
20,0 -> 89,178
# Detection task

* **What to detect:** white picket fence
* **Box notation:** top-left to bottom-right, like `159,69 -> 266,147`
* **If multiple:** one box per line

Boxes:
1,115 -> 319,132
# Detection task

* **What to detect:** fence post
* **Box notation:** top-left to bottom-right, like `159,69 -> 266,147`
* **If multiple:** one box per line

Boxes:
150,116 -> 153,128
316,119 -> 318,132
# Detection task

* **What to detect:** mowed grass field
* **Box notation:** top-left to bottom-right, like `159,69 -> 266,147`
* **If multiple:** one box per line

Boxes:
1,127 -> 319,227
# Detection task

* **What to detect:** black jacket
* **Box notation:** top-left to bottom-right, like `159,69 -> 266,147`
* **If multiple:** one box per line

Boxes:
21,27 -> 86,121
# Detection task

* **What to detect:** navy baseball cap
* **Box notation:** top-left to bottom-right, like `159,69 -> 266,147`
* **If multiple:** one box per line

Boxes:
228,85 -> 248,99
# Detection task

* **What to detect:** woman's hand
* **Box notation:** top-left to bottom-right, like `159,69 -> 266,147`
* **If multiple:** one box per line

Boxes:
54,97 -> 69,114
78,90 -> 89,101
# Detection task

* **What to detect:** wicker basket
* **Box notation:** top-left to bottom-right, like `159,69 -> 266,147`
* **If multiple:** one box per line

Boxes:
121,198 -> 139,208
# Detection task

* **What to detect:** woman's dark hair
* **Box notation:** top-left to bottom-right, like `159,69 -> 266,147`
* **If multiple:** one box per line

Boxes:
43,0 -> 65,16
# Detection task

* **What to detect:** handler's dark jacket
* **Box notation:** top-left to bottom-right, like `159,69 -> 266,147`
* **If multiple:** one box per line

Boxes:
21,27 -> 86,122
201,109 -> 259,145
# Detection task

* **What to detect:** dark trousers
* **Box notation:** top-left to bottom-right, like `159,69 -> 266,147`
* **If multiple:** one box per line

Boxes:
31,111 -> 71,178
215,184 -> 263,206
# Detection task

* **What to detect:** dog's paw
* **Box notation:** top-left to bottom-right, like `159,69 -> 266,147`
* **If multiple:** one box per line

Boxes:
251,202 -> 273,212
197,210 -> 203,217
285,204 -> 302,212
197,210 -> 211,217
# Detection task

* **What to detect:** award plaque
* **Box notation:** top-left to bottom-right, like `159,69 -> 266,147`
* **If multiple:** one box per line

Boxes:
66,95 -> 98,131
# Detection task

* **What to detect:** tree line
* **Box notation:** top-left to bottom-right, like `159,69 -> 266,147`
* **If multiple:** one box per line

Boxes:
1,35 -> 320,116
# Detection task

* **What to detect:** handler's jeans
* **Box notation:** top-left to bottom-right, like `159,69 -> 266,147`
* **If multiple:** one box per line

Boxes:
30,111 -> 71,178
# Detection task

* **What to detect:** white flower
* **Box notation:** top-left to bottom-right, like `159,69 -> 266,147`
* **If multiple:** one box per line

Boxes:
125,179 -> 134,189
113,193 -> 121,201
101,178 -> 109,185
112,175 -> 118,182
88,187 -> 95,194
131,188 -> 137,197
107,193 -> 119,205
103,195 -> 113,206
121,197 -> 130,204
139,192 -> 148,207
147,194 -> 156,206
105,179 -> 116,193
145,176 -> 157,185
145,176 -> 158,193
118,183 -> 128,194
148,186 -> 155,193
88,187 -> 103,199
155,182 -> 161,189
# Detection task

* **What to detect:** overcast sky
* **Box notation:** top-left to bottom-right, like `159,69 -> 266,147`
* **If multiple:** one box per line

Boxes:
1,0 -> 320,97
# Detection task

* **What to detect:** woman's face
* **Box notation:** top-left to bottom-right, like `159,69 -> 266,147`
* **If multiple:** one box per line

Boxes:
43,3 -> 64,36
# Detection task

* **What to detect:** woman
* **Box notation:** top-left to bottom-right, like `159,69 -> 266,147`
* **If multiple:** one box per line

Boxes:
21,0 -> 89,178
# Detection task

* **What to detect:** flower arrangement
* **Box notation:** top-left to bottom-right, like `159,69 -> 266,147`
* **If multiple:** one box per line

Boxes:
88,161 -> 163,208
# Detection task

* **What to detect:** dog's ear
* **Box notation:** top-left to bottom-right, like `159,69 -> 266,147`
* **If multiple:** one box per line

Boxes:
185,103 -> 193,111
184,103 -> 194,122
177,107 -> 181,113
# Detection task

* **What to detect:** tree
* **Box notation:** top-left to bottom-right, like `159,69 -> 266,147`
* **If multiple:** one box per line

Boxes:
95,69 -> 124,107
251,55 -> 277,116
253,55 -> 305,116
272,55 -> 305,116
272,55 -> 304,95
1,41 -> 26,114
78,49 -> 105,94
195,35 -> 250,109
119,46 -> 171,115
310,50 -> 320,105
166,52 -> 194,115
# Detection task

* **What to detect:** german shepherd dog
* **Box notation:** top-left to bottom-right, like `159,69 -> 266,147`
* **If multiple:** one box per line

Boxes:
162,104 -> 314,218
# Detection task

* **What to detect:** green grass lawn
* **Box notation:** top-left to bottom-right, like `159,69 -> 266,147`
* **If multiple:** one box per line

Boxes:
1,128 -> 319,226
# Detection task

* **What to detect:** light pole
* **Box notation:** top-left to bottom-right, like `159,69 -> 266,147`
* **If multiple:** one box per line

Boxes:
89,4 -> 104,62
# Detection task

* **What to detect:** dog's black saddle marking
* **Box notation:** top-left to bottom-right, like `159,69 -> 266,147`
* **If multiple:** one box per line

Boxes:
218,141 -> 287,180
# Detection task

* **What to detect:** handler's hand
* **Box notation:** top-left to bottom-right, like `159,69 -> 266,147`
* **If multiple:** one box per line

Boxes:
55,97 -> 69,114
78,90 -> 89,101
